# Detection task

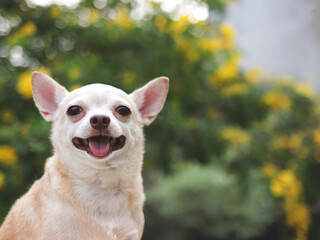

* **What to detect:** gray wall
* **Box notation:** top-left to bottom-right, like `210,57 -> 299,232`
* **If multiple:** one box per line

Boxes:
226,0 -> 320,90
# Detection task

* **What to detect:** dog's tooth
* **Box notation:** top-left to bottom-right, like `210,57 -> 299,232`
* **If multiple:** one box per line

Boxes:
83,139 -> 89,146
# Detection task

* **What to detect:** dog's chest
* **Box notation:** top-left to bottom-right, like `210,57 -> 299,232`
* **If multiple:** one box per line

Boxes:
77,182 -> 130,217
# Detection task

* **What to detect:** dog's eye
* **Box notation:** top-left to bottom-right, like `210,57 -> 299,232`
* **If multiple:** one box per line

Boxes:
67,106 -> 83,116
116,106 -> 131,117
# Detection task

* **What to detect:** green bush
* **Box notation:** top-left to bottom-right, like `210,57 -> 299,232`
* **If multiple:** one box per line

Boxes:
144,164 -> 275,240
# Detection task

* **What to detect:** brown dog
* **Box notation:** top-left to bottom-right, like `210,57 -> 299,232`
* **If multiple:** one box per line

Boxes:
0,72 -> 169,240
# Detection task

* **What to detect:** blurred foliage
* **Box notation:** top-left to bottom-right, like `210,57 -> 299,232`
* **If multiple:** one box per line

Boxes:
145,164 -> 275,240
0,0 -> 320,240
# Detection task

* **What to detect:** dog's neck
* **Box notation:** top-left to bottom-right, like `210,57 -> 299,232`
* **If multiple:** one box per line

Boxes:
45,149 -> 145,215
51,147 -> 144,189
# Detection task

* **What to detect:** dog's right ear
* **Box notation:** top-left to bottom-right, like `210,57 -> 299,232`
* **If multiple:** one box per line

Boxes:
31,71 -> 68,122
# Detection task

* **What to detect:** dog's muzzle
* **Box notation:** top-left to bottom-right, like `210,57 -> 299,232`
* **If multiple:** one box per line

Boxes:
72,135 -> 126,159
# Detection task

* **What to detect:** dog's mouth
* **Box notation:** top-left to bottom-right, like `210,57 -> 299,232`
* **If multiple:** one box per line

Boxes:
72,135 -> 126,159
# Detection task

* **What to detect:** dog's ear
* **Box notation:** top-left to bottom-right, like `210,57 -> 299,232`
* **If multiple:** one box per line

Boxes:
131,77 -> 169,125
31,71 -> 68,122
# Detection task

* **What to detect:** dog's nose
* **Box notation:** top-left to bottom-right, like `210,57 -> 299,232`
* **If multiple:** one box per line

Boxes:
90,115 -> 110,130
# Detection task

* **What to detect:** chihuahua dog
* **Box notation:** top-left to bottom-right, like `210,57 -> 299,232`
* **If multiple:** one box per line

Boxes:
0,72 -> 169,240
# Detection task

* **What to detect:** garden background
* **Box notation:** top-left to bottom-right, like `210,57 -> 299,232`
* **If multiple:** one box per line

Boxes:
0,0 -> 320,239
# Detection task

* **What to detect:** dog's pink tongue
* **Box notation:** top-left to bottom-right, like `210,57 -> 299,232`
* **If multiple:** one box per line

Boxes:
89,137 -> 110,157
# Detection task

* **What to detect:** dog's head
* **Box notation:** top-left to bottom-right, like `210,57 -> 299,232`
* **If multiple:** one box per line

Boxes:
31,72 -> 168,170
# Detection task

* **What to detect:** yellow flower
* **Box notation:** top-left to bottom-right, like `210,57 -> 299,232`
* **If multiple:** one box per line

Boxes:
171,15 -> 189,34
220,22 -> 235,49
270,178 -> 284,197
270,170 -> 301,198
220,22 -> 235,39
313,130 -> 320,162
221,126 -> 251,147
0,172 -> 4,189
211,61 -> 238,86
222,82 -> 249,96
155,16 -> 168,33
89,9 -> 100,23
210,54 -> 241,86
273,134 -> 302,153
285,202 -> 310,240
314,129 -> 320,146
222,38 -> 234,50
7,22 -> 37,45
0,145 -> 17,165
114,7 -> 135,30
244,68 -> 262,83
1,110 -> 14,123
49,6 -> 61,19
16,72 -> 33,98
286,180 -> 302,199
294,84 -> 314,99
262,162 -> 278,178
185,48 -> 200,62
198,38 -> 222,52
68,67 -> 81,80
263,91 -> 292,110
16,67 -> 50,98
173,36 -> 199,62
19,22 -> 37,36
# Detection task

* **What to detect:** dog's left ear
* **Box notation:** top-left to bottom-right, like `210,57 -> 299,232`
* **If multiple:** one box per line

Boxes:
131,77 -> 169,125
31,71 -> 69,122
